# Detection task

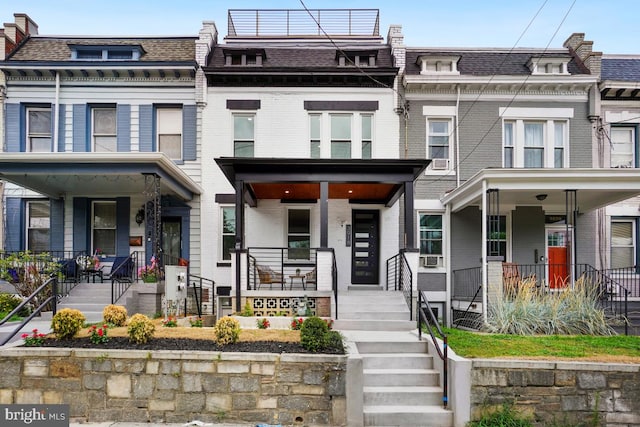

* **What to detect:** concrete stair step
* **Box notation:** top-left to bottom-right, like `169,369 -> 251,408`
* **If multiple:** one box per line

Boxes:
363,353 -> 433,370
357,341 -> 428,354
333,319 -> 416,331
363,405 -> 453,427
363,385 -> 443,406
363,368 -> 440,387
338,311 -> 410,320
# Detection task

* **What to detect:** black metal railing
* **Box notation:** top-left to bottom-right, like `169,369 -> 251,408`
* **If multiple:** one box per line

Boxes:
331,249 -> 338,320
110,252 -> 138,304
599,266 -> 640,298
582,265 -> 630,335
186,275 -> 215,317
247,247 -> 317,291
386,251 -> 413,319
0,276 -> 58,346
417,290 -> 448,409
452,267 -> 482,301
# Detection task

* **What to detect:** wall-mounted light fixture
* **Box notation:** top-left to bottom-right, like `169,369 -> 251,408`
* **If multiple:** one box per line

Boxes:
135,207 -> 145,225
535,194 -> 548,201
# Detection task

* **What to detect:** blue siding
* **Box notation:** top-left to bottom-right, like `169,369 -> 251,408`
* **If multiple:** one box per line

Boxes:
73,197 -> 88,252
183,105 -> 196,161
5,198 -> 23,251
50,198 -> 64,251
115,197 -> 130,255
5,104 -> 21,152
139,105 -> 153,152
116,104 -> 131,152
72,104 -> 88,152
57,105 -> 66,152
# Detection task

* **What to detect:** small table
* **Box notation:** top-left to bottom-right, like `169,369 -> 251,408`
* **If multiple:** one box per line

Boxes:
82,268 -> 104,283
289,275 -> 306,290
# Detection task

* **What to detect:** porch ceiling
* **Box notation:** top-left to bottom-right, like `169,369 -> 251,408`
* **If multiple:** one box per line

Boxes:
442,168 -> 640,213
0,153 -> 202,201
216,157 -> 430,205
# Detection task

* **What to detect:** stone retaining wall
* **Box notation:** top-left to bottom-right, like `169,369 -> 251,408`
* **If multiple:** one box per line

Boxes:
0,348 -> 347,425
470,360 -> 640,426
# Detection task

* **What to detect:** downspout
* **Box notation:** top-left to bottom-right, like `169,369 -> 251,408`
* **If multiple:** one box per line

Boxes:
455,85 -> 461,188
53,71 -> 60,149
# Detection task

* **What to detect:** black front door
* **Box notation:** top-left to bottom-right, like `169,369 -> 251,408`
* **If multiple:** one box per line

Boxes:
161,217 -> 182,261
351,210 -> 379,284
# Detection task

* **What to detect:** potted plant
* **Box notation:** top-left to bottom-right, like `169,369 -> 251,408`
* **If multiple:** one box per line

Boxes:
138,255 -> 160,283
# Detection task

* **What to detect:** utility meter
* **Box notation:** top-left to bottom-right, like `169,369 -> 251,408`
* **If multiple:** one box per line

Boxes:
165,265 -> 187,300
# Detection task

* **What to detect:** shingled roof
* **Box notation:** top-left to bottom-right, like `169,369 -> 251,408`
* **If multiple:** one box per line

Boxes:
405,49 -> 588,76
7,36 -> 196,62
602,57 -> 640,81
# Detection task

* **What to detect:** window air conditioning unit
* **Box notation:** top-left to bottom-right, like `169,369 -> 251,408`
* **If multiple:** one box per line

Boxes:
421,255 -> 443,268
431,158 -> 449,170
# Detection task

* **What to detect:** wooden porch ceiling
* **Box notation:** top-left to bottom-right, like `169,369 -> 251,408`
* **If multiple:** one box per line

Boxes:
249,182 -> 399,201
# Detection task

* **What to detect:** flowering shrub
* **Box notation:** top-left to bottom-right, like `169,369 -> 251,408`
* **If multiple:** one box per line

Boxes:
102,304 -> 127,326
256,318 -> 270,329
88,324 -> 109,344
214,316 -> 240,345
127,313 -> 155,344
51,308 -> 86,340
21,329 -> 46,346
291,317 -> 304,330
138,255 -> 160,283
76,254 -> 99,270
162,316 -> 178,327
189,316 -> 203,327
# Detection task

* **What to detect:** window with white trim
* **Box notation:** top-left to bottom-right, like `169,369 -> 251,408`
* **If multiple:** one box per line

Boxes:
419,214 -> 442,256
487,215 -> 507,258
610,127 -> 635,168
221,207 -> 235,261
26,201 -> 50,252
288,209 -> 310,260
308,113 -> 372,159
233,114 -> 255,157
428,119 -> 451,160
92,201 -> 116,256
611,219 -> 635,269
502,119 -> 568,168
157,108 -> 182,160
92,107 -> 117,152
423,106 -> 456,171
27,108 -> 52,152
331,114 -> 351,159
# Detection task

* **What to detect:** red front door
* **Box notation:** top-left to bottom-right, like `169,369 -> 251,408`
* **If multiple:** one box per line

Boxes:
547,229 -> 570,289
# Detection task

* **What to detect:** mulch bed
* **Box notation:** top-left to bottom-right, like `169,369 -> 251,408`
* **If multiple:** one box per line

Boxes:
38,337 -> 345,354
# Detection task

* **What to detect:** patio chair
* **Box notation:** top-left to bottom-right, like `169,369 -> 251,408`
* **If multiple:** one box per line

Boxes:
304,268 -> 316,289
255,265 -> 284,290
59,259 -> 79,285
103,256 -> 135,284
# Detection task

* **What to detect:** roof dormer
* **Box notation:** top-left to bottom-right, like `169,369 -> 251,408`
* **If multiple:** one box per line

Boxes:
416,55 -> 461,75
69,44 -> 144,61
527,56 -> 570,75
223,48 -> 266,66
336,50 -> 377,67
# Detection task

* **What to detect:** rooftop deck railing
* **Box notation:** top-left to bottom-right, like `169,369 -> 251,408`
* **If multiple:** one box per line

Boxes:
228,9 -> 380,37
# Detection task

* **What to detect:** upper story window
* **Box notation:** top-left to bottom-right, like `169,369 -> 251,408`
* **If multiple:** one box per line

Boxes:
500,107 -> 572,168
611,219 -> 635,269
361,114 -> 372,159
70,45 -> 143,61
337,50 -> 377,67
610,127 -> 636,168
92,107 -> 117,152
310,114 -> 321,159
331,114 -> 352,159
424,106 -> 456,171
26,200 -> 50,252
221,206 -> 235,261
527,57 -> 570,75
27,107 -> 52,152
416,55 -> 461,75
224,49 -> 265,66
157,108 -> 182,161
233,114 -> 255,157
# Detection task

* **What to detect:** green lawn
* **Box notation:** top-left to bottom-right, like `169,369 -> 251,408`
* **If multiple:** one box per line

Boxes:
441,328 -> 640,360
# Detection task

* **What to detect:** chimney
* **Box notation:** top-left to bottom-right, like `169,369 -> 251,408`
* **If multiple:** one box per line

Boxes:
563,32 -> 602,78
387,24 -> 405,73
1,13 -> 37,59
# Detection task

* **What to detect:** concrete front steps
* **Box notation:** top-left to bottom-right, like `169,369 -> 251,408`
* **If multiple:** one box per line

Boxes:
358,338 -> 453,427
55,282 -> 113,323
334,288 -> 415,331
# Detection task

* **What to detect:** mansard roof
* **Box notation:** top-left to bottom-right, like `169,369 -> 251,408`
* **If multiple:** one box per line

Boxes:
405,49 -> 588,76
5,36 -> 196,62
601,56 -> 640,82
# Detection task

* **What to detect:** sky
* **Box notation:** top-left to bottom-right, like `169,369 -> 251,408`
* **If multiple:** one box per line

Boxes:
1,0 -> 638,54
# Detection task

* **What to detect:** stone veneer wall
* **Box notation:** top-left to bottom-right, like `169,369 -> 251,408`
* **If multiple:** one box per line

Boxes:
470,360 -> 640,426
0,348 -> 347,426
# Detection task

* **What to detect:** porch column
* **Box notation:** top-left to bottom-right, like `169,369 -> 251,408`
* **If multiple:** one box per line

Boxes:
234,179 -> 245,312
565,190 -> 577,282
403,180 -> 416,248
320,181 -> 329,248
